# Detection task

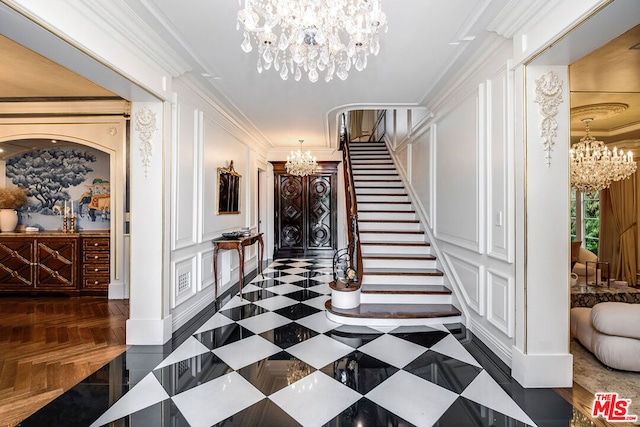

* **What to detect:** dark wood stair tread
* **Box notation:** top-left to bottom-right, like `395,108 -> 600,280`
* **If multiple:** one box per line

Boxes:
357,210 -> 416,214
359,230 -> 424,234
358,219 -> 417,223
361,284 -> 450,294
363,254 -> 435,260
362,241 -> 430,247
364,268 -> 443,276
358,201 -> 410,204
325,300 -> 461,319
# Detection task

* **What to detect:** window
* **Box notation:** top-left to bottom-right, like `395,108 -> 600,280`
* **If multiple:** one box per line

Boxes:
571,189 -> 600,256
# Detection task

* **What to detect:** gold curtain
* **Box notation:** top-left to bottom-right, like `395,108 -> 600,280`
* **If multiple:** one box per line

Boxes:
349,110 -> 364,140
600,176 -> 637,284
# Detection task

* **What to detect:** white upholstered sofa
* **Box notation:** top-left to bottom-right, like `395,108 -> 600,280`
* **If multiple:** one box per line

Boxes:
571,302 -> 640,372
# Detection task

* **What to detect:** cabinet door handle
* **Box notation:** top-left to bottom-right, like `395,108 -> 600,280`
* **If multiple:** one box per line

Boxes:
94,243 -> 99,247
95,268 -> 100,272
94,255 -> 99,259
94,280 -> 99,285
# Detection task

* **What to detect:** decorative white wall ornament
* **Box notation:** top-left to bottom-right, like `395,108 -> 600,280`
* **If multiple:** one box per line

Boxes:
533,71 -> 563,167
107,127 -> 118,136
135,107 -> 157,178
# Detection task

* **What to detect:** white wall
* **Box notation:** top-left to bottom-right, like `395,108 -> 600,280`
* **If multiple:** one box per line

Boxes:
168,76 -> 266,330
387,37 -> 518,365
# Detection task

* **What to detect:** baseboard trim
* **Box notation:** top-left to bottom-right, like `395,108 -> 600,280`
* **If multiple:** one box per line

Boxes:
469,318 -> 513,366
511,346 -> 573,388
108,280 -> 126,299
126,314 -> 173,345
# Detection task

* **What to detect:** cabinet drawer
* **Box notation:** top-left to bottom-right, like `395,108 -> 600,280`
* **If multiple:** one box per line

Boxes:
83,238 -> 109,251
83,264 -> 110,275
82,275 -> 110,289
83,251 -> 110,263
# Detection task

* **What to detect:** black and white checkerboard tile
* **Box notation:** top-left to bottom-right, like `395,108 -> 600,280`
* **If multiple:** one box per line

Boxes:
89,259 -> 538,427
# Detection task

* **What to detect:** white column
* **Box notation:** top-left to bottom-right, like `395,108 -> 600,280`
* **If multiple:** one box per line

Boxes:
126,100 -> 172,345
512,65 -> 572,387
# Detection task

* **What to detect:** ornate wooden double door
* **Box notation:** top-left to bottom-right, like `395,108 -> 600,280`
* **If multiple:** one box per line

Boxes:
271,161 -> 339,259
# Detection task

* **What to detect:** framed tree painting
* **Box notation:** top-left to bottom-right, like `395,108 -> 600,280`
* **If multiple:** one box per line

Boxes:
217,161 -> 241,214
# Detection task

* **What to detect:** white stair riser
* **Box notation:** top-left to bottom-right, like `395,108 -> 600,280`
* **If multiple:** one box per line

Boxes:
326,311 -> 462,327
355,181 -> 403,188
363,258 -> 436,269
362,274 -> 444,285
358,211 -> 416,221
350,146 -> 388,151
361,293 -> 451,305
353,168 -> 398,178
359,222 -> 421,232
359,232 -> 425,242
357,194 -> 409,203
350,155 -> 389,160
351,159 -> 392,164
361,245 -> 432,256
356,188 -> 406,195
358,204 -> 413,212
353,173 -> 399,179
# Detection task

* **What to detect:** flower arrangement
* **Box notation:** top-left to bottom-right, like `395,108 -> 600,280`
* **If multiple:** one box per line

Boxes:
0,187 -> 28,209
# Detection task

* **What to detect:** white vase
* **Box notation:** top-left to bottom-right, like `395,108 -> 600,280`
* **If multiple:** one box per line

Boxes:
0,209 -> 18,232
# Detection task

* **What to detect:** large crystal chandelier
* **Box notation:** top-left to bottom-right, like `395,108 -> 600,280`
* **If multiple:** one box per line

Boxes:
237,0 -> 387,82
286,140 -> 318,176
570,118 -> 636,193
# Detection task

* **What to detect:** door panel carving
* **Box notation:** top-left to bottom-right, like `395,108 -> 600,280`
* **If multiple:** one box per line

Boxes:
271,161 -> 339,258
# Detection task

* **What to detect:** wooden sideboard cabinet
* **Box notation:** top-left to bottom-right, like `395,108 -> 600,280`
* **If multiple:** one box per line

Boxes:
81,236 -> 110,290
0,231 -> 110,295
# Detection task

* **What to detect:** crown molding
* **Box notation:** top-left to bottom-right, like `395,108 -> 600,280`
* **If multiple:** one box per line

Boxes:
79,0 -> 191,78
487,0 -> 556,38
175,74 -> 272,156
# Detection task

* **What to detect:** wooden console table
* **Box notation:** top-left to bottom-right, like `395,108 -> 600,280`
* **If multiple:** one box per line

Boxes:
212,233 -> 264,299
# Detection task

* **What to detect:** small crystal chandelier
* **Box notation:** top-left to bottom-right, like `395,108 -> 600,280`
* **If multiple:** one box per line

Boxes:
286,139 -> 318,176
237,0 -> 387,82
570,118 -> 636,193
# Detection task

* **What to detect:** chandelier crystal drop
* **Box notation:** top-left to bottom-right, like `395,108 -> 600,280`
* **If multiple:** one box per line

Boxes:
286,139 -> 318,176
569,118 -> 636,193
237,0 -> 387,82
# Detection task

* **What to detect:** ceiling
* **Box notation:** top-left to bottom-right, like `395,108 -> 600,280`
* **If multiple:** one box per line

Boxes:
0,1 -> 638,155
569,23 -> 640,152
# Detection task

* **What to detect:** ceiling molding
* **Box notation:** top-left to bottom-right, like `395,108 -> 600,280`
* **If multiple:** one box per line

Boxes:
570,102 -> 628,121
175,74 -> 272,155
84,0 -> 191,77
0,99 -> 131,116
487,0 -> 557,38
426,34 -> 512,113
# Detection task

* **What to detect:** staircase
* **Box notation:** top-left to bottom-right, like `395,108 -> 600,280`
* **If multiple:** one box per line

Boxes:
326,140 -> 462,326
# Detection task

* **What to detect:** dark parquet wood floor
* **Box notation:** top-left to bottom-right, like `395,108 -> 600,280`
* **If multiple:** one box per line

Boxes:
0,296 -> 128,427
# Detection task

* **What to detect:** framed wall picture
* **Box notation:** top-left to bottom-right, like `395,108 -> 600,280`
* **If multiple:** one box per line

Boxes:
217,161 -> 241,214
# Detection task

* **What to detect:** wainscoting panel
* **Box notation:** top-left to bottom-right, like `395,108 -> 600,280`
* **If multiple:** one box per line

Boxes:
442,251 -> 484,315
434,87 -> 483,252
486,63 -> 514,262
200,250 -> 214,291
172,255 -> 197,308
486,268 -> 514,337
410,127 -> 432,225
201,114 -> 247,241
172,102 -> 198,250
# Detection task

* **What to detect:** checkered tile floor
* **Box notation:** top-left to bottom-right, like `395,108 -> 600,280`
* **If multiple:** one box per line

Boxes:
27,259 -> 572,426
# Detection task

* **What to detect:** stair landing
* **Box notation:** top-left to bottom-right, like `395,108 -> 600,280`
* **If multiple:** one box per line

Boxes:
325,300 -> 462,326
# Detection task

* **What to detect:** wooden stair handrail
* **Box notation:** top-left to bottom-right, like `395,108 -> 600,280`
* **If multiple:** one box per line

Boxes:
339,113 -> 363,288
